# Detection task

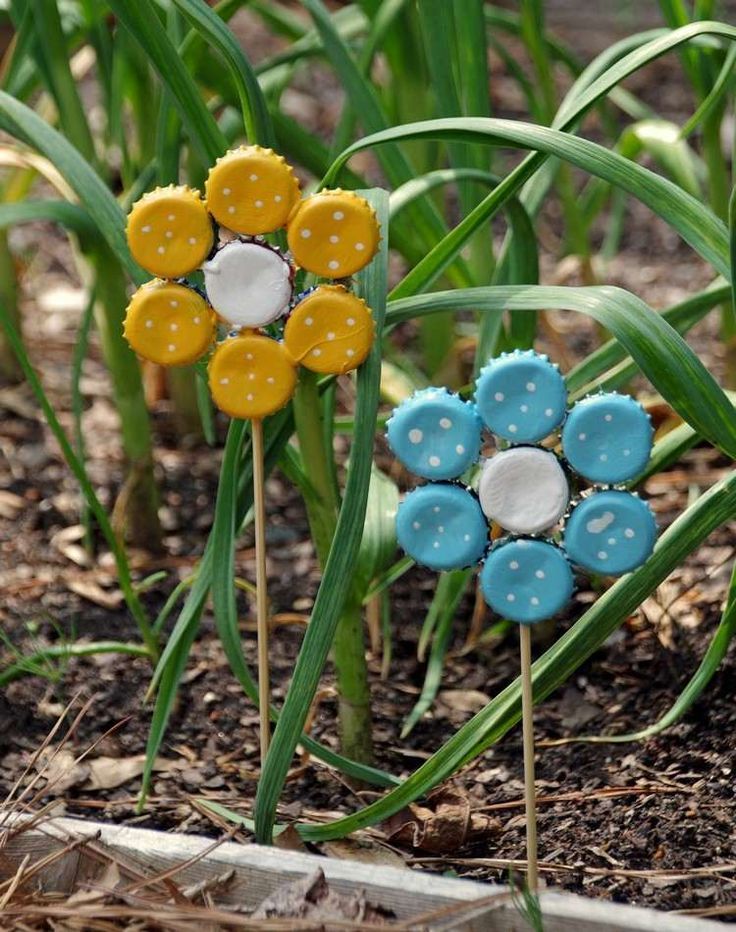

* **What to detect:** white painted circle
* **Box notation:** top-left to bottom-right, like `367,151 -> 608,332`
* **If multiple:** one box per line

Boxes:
478,447 -> 569,535
203,241 -> 292,328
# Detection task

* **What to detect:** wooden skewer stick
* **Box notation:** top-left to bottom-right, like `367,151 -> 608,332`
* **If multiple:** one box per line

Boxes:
519,623 -> 539,893
251,418 -> 270,761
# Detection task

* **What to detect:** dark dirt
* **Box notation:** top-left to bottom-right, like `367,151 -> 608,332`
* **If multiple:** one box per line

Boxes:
1,0 -> 736,924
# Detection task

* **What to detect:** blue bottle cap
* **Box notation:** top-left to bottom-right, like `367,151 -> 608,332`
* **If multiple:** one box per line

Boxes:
474,350 -> 567,443
480,538 -> 573,624
561,393 -> 652,484
386,388 -> 482,480
563,489 -> 656,575
396,483 -> 488,571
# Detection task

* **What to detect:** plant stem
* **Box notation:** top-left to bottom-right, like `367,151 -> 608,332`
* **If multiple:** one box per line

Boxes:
0,230 -> 22,383
333,598 -> 374,766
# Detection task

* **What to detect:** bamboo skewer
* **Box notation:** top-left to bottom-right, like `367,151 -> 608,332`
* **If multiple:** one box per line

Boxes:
519,623 -> 539,893
251,418 -> 270,761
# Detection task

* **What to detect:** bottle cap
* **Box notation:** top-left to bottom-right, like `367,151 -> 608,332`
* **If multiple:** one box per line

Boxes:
396,483 -> 488,572
127,185 -> 213,278
205,146 -> 300,234
123,280 -> 214,366
563,489 -> 656,575
208,333 -> 297,420
284,285 -> 373,374
480,539 -> 573,624
286,190 -> 379,278
474,350 -> 567,443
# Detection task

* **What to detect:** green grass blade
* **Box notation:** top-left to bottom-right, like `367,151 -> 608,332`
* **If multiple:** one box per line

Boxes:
0,200 -> 95,237
255,188 -> 390,844
106,0 -> 226,164
387,285 -> 736,457
324,117 -> 730,285
295,467 -> 736,841
680,43 -> 736,139
0,642 -> 149,687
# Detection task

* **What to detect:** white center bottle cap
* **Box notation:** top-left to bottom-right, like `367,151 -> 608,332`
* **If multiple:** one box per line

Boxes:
203,240 -> 292,328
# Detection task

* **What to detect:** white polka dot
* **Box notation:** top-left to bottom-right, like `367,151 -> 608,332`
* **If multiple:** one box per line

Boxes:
346,349 -> 355,357
605,414 -> 613,422
170,323 -> 178,331
535,570 -> 545,579
304,317 -> 313,326
508,424 -> 518,433
464,534 -> 471,542
255,200 -> 264,208
247,393 -> 254,401
578,433 -> 587,441
439,417 -> 452,429
624,449 -> 631,457
170,300 -> 178,308
545,408 -> 553,417
520,404 -> 528,413
428,455 -> 441,467
267,377 -> 275,384
157,246 -> 165,254
167,214 -> 175,221
300,228 -> 311,239
346,317 -> 355,326
222,187 -> 231,196
228,206 -> 236,214
328,260 -> 340,271
438,526 -> 444,533
413,521 -> 421,530
333,211 -> 344,220
145,319 -> 153,328
167,343 -> 176,352
141,225 -> 151,233
526,382 -> 536,392
433,541 -> 440,549
312,348 -> 321,357
274,195 -> 282,202
165,230 -> 173,239
509,561 -> 519,570
530,597 -> 540,606
327,332 -> 335,341
246,353 -> 253,360
193,316 -> 201,324
188,237 -> 197,245
598,551 -> 608,560
329,235 -> 339,244
219,378 -> 229,385
408,429 -> 423,444
625,528 -> 635,539
608,537 -> 617,545
248,373 -> 255,381
355,242 -> 365,251
494,392 -> 505,401
600,454 -> 608,462
433,506 -> 440,513
249,173 -> 258,181
507,594 -> 516,602
455,444 -> 465,454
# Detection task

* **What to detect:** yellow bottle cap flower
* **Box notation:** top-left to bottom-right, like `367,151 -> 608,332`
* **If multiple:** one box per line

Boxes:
127,185 -> 213,279
286,190 -> 379,278
284,285 -> 374,375
205,146 -> 301,235
209,333 -> 297,420
124,280 -> 215,366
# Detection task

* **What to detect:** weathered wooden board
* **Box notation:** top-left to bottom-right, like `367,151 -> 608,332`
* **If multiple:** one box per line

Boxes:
0,816 -> 720,931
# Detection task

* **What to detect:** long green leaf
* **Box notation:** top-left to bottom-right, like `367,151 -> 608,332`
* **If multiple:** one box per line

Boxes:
255,188 -> 390,843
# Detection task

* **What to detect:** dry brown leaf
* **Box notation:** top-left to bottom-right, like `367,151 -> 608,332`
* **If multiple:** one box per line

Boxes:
85,755 -> 181,790
0,490 -> 25,519
323,837 -> 408,870
438,689 -> 491,713
383,787 -> 501,854
67,579 -> 123,610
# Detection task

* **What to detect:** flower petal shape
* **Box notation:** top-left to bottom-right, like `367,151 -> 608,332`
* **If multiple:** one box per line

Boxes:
396,483 -> 488,571
124,280 -> 215,366
480,539 -> 574,624
208,333 -> 297,420
563,490 -> 656,575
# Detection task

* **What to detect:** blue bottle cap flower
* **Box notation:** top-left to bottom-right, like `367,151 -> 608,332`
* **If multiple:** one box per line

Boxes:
563,489 -> 656,575
396,483 -> 488,572
386,388 -> 482,480
480,538 -> 574,624
474,350 -> 567,443
561,393 -> 652,484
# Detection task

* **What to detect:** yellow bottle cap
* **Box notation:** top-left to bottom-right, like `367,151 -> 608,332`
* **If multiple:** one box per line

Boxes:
209,333 -> 297,420
124,280 -> 215,366
286,189 -> 379,278
127,186 -> 214,279
284,285 -> 374,375
205,146 -> 301,235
